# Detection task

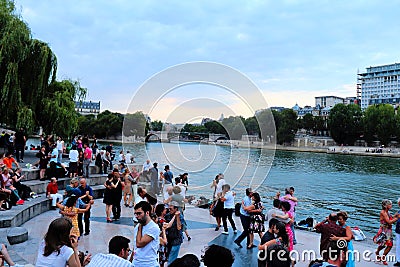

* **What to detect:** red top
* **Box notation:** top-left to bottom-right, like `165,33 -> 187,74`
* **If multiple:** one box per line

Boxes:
46,182 -> 58,195
3,157 -> 16,169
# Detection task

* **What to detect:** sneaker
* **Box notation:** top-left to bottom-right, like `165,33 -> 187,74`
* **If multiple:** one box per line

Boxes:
215,226 -> 220,231
222,231 -> 229,235
16,199 -> 24,205
84,232 -> 90,236
20,159 -> 24,163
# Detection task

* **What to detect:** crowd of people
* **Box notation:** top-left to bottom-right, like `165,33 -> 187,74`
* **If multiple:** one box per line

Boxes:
3,132 -> 397,267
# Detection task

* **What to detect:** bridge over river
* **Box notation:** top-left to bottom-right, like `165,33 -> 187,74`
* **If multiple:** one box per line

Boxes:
145,131 -> 227,142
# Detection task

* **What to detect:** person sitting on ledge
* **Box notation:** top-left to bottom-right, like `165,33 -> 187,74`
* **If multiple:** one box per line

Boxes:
46,177 -> 63,209
86,235 -> 133,267
1,168 -> 24,205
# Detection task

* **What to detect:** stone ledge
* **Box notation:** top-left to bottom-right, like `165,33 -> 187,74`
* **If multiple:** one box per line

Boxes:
0,185 -> 106,229
7,227 -> 28,245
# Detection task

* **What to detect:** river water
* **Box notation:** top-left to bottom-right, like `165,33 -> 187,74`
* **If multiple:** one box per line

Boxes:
100,141 -> 400,236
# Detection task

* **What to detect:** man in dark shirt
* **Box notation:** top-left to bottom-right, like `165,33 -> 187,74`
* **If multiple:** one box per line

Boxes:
77,178 -> 94,236
314,213 -> 346,261
14,128 -> 26,163
258,218 -> 281,267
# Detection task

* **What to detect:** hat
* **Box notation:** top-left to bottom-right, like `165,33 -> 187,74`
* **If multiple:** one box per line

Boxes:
169,201 -> 180,208
164,165 -> 170,171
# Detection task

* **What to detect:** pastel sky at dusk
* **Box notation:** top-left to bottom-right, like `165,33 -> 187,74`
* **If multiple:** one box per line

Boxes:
14,0 -> 400,123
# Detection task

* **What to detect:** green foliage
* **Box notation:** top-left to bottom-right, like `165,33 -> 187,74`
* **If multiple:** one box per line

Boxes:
0,0 -> 80,137
204,120 -> 227,135
328,104 -> 362,145
182,124 -> 208,133
150,120 -> 163,131
300,113 -> 315,133
273,109 -> 298,145
255,109 -> 276,142
123,111 -> 147,137
363,104 -> 396,146
221,116 -> 246,140
42,80 -> 86,138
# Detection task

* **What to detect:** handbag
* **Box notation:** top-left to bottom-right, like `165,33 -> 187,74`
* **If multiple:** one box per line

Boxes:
373,232 -> 387,244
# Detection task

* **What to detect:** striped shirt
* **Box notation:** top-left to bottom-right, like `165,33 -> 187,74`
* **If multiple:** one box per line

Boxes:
86,253 -> 133,267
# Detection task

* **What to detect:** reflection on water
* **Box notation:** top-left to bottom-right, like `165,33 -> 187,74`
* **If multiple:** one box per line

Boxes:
106,142 -> 400,236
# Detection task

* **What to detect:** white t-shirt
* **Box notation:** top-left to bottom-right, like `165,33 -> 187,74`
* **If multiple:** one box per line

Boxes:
69,150 -> 79,162
56,140 -> 64,151
36,240 -> 74,267
215,178 -> 226,197
135,195 -> 147,205
133,220 -> 160,267
223,191 -> 235,209
86,253 -> 133,267
125,153 -> 133,164
142,162 -> 152,172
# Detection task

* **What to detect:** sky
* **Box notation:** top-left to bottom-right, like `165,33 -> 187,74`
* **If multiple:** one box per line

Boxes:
14,0 -> 400,123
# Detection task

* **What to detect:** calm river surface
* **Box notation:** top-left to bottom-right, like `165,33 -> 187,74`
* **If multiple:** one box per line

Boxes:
105,141 -> 400,236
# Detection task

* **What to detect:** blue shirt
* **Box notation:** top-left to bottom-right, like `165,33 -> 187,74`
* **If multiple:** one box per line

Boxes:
240,196 -> 252,216
78,185 -> 93,198
62,197 -> 86,209
164,170 -> 173,183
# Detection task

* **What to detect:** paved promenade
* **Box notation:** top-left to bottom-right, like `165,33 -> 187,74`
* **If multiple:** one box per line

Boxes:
1,200 -> 396,266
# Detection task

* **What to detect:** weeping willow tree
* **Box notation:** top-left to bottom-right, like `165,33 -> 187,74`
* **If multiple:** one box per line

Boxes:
42,80 -> 86,138
0,0 -> 86,137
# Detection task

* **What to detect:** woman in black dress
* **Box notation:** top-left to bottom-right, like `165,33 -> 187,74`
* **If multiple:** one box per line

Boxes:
103,173 -> 118,223
36,146 -> 49,181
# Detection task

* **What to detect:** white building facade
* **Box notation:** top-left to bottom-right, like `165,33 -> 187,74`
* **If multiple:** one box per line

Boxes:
358,63 -> 400,109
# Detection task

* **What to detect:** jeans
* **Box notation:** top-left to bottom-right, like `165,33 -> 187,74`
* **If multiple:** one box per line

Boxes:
83,159 -> 91,178
50,193 -> 63,207
168,244 -> 181,264
235,214 -> 251,245
222,208 -> 236,232
290,222 -> 297,244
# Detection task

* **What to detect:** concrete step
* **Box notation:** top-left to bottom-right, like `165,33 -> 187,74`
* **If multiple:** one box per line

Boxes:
23,174 -> 108,195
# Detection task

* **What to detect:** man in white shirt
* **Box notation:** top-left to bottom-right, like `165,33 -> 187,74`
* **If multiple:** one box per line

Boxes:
125,151 -> 134,164
87,235 -> 133,267
133,201 -> 160,267
221,184 -> 237,235
142,159 -> 152,172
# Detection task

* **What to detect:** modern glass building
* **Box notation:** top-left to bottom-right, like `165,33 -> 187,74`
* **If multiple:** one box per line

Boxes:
358,63 -> 400,109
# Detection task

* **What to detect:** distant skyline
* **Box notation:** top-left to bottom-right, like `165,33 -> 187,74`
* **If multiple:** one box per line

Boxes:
14,0 -> 400,123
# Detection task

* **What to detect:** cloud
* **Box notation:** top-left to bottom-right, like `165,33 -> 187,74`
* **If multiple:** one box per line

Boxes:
13,0 -> 400,122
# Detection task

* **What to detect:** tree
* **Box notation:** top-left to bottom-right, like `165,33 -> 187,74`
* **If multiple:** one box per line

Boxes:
123,111 -> 147,137
301,113 -> 315,133
256,109 -> 276,142
150,120 -> 163,131
363,104 -> 396,146
244,116 -> 260,136
328,104 -> 362,145
41,80 -> 86,138
0,1 -> 82,137
221,116 -> 246,140
204,120 -> 227,135
275,109 -> 298,145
